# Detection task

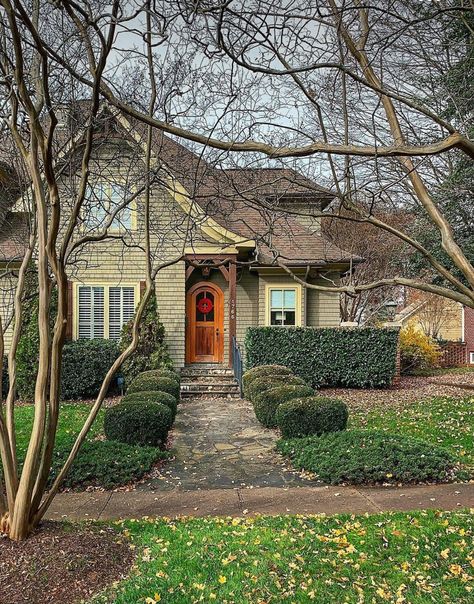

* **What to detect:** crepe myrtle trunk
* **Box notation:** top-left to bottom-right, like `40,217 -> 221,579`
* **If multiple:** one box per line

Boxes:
0,279 -> 154,540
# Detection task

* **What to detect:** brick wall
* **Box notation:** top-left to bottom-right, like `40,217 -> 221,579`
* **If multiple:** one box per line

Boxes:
464,306 -> 474,364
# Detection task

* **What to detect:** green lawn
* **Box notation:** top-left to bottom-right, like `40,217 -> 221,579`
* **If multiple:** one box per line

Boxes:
93,510 -> 474,603
13,403 -> 104,459
350,396 -> 474,469
4,403 -> 166,489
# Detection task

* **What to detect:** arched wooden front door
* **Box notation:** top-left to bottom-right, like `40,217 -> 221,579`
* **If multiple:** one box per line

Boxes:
186,282 -> 224,363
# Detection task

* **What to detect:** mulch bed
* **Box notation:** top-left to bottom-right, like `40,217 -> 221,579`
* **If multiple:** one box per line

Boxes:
320,375 -> 473,411
0,521 -> 134,604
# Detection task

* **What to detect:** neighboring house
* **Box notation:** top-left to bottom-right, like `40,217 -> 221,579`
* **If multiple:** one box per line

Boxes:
396,298 -> 474,365
0,107 -> 357,369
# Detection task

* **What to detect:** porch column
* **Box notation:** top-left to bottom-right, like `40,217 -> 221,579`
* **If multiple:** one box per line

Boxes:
228,260 -> 237,367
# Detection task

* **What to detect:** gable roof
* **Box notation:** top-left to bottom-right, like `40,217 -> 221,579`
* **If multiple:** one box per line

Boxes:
2,105 -> 358,268
127,116 -> 356,267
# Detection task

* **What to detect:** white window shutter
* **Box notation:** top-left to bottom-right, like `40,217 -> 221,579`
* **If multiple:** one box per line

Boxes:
78,286 -> 104,339
109,286 -> 135,340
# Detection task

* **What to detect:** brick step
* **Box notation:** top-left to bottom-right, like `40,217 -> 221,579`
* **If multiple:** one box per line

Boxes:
181,368 -> 235,377
181,382 -> 240,393
181,375 -> 237,385
181,388 -> 241,399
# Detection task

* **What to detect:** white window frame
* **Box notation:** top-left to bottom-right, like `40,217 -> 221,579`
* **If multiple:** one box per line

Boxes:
83,181 -> 137,232
264,284 -> 302,327
74,282 -> 140,340
470,351 -> 474,364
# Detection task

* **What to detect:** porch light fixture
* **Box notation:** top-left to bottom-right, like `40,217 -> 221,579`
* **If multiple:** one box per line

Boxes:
384,299 -> 398,321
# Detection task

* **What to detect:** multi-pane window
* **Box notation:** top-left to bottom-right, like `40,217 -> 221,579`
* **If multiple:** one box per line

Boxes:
78,285 -> 136,340
268,288 -> 297,326
84,182 -> 133,230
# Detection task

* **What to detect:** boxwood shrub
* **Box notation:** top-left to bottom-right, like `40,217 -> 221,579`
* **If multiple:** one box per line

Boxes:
242,365 -> 293,398
49,440 -> 167,490
104,400 -> 173,447
122,390 -> 178,420
276,430 -> 456,485
276,396 -> 348,438
247,374 -> 306,402
127,372 -> 180,400
253,384 -> 314,428
245,326 -> 399,388
60,339 -> 120,400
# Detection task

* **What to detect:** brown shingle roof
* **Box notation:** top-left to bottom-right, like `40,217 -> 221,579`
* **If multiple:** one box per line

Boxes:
128,118 -> 353,266
0,212 -> 29,263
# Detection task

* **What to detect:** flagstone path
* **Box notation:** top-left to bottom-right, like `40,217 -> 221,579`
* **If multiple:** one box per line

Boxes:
137,396 -> 308,492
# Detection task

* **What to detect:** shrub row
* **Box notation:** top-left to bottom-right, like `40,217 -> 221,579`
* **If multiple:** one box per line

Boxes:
104,368 -> 181,448
244,364 -> 348,437
245,326 -> 399,388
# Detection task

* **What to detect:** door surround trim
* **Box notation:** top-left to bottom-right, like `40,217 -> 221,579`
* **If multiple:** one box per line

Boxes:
185,281 -> 224,364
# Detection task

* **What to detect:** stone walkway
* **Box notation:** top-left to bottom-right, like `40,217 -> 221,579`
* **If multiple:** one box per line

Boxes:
137,396 -> 307,491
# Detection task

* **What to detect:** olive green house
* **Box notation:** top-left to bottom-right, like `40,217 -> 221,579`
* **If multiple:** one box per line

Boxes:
0,108 -> 355,369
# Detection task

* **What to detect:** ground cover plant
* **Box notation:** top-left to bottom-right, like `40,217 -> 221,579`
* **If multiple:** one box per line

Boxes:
94,509 -> 474,604
4,403 -> 167,490
277,430 -> 456,485
350,396 -> 474,471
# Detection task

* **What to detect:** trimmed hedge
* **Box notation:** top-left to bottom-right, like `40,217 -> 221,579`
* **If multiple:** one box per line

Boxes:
104,400 -> 173,447
245,326 -> 399,388
276,430 -> 456,485
253,384 -> 314,428
60,339 -> 120,400
122,390 -> 178,420
127,372 -> 180,400
49,440 -> 166,490
242,365 -> 293,398
276,396 -> 348,438
247,375 -> 306,402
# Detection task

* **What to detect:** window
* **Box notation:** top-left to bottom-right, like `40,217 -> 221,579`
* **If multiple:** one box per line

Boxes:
77,284 -> 137,340
470,351 -> 474,364
266,286 -> 301,326
84,182 -> 134,230
109,286 -> 136,339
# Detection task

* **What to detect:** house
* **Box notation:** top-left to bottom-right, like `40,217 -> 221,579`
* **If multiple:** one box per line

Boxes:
0,107 -> 357,369
395,297 -> 474,366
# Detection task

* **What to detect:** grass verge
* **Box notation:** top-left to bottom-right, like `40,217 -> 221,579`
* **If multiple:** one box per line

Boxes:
92,509 -> 474,603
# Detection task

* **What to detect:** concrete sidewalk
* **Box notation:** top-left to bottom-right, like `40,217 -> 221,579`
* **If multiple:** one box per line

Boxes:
45,482 -> 474,521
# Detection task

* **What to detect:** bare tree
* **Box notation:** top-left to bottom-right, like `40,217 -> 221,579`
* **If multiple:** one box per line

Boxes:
1,0 -> 474,540
21,0 -> 470,307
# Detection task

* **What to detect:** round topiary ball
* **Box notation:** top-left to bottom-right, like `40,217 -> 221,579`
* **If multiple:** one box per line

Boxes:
104,400 -> 173,447
128,373 -> 180,400
247,374 -> 305,402
122,390 -> 178,420
243,365 -> 293,398
276,396 -> 348,439
253,384 -> 314,428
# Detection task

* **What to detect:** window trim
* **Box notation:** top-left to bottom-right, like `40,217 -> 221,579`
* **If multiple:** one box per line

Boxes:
264,283 -> 302,327
470,351 -> 474,364
83,180 -> 138,233
73,281 -> 140,340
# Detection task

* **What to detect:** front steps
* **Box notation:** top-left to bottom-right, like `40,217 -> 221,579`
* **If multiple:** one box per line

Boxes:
180,364 -> 241,399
